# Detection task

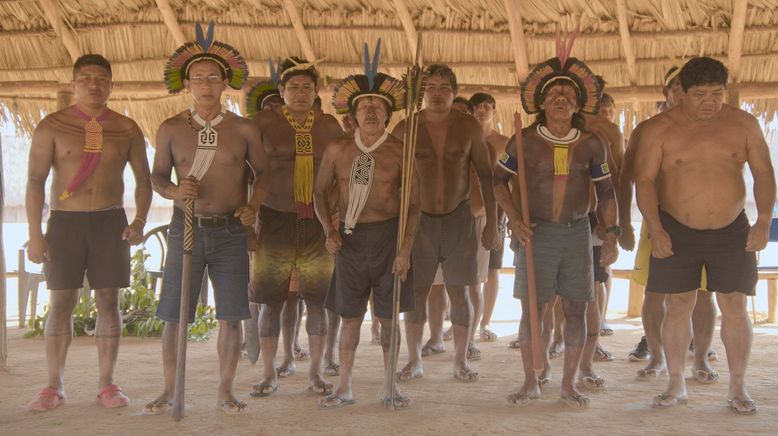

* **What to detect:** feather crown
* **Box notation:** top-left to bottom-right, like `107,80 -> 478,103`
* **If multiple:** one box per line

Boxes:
332,39 -> 405,114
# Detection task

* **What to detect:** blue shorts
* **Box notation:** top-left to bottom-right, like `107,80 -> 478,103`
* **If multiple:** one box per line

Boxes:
157,208 -> 251,323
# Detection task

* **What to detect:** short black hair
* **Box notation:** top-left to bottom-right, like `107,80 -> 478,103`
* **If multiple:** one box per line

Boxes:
601,93 -> 614,106
425,63 -> 458,94
73,54 -> 112,78
279,56 -> 319,86
680,57 -> 728,92
453,96 -> 473,113
469,92 -> 496,109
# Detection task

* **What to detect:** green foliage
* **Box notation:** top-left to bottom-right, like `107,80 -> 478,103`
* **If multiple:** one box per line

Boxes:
25,248 -> 217,341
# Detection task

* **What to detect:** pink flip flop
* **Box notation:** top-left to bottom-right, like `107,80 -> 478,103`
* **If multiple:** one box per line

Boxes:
96,384 -> 130,409
29,387 -> 66,412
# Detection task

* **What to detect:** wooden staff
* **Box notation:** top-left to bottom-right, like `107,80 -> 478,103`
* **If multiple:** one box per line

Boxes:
513,113 -> 544,373
385,35 -> 424,411
171,197 -> 194,420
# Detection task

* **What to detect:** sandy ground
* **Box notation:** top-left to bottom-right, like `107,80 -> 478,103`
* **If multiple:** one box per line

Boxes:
1,320 -> 776,436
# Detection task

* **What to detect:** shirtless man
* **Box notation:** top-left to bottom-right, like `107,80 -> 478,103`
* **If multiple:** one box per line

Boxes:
26,54 -> 151,412
146,35 -> 269,414
620,65 -> 719,382
394,64 -> 498,382
250,57 -> 343,397
469,93 -> 509,353
316,71 -> 420,407
495,55 -> 617,407
635,57 -> 774,414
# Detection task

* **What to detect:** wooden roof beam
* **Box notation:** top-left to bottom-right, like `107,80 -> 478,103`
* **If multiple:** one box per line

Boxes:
282,0 -> 317,62
391,0 -> 421,63
37,0 -> 82,63
728,0 -> 749,83
616,0 -> 637,85
503,0 -> 530,81
154,0 -> 187,47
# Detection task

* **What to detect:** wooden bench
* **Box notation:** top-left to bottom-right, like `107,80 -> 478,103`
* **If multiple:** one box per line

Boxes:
498,266 -> 778,323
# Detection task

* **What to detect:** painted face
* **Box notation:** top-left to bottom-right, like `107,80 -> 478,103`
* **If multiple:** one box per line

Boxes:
185,60 -> 227,105
682,83 -> 725,121
539,82 -> 581,121
423,74 -> 455,113
664,77 -> 684,110
279,74 -> 317,113
473,101 -> 495,125
599,102 -> 616,122
72,64 -> 112,106
354,96 -> 389,133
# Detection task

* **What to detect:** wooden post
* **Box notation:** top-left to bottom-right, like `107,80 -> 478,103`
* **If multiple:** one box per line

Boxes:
627,279 -> 644,318
768,279 -> 777,324
1,135 -> 7,369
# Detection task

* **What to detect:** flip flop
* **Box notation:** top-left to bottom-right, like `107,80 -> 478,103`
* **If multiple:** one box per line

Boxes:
560,392 -> 590,408
549,342 -> 564,359
397,364 -> 423,381
324,362 -> 340,377
652,393 -> 688,408
727,398 -> 758,415
453,367 -> 479,382
29,387 -> 66,412
693,369 -> 720,384
421,344 -> 446,357
479,328 -> 498,342
442,327 -> 453,341
594,345 -> 614,362
381,393 -> 411,409
276,363 -> 296,378
636,367 -> 666,380
507,339 -> 521,349
308,380 -> 334,396
294,348 -> 310,361
218,399 -> 248,414
507,391 -> 539,405
578,375 -> 607,389
319,394 -> 356,409
142,399 -> 171,415
538,375 -> 551,389
467,345 -> 482,361
600,325 -> 614,336
707,350 -> 719,362
96,384 -> 130,409
250,380 -> 278,397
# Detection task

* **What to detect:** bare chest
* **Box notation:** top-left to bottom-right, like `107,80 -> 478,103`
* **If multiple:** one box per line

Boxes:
170,127 -> 247,169
660,126 -> 746,171
53,124 -> 131,165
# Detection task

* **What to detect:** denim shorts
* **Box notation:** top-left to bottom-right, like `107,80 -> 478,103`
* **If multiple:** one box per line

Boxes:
157,208 -> 251,323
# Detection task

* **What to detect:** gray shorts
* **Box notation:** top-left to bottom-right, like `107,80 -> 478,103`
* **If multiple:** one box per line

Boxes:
512,217 -> 594,305
413,200 -> 479,289
157,208 -> 251,323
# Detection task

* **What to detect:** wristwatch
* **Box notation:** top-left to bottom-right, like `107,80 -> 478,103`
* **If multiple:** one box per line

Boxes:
605,225 -> 622,237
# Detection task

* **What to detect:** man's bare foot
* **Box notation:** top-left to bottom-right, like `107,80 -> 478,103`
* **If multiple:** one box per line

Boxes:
276,361 -> 296,377
453,365 -> 479,382
249,378 -> 278,397
549,341 -> 564,359
728,397 -> 758,415
397,362 -> 423,381
560,387 -> 590,408
507,382 -> 541,405
636,366 -> 666,380
308,375 -> 334,396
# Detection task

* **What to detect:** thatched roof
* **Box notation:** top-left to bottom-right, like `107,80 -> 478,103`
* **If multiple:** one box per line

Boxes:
1,0 -> 778,142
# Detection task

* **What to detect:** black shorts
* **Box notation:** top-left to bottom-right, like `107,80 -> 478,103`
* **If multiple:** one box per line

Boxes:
251,206 -> 333,306
592,246 -> 609,283
325,218 -> 414,319
646,210 -> 757,295
43,209 -> 130,290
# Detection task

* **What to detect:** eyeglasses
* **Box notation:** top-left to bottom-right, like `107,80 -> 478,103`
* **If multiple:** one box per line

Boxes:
188,75 -> 223,86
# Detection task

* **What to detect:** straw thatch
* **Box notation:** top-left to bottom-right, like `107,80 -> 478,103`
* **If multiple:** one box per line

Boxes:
0,0 -> 778,143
